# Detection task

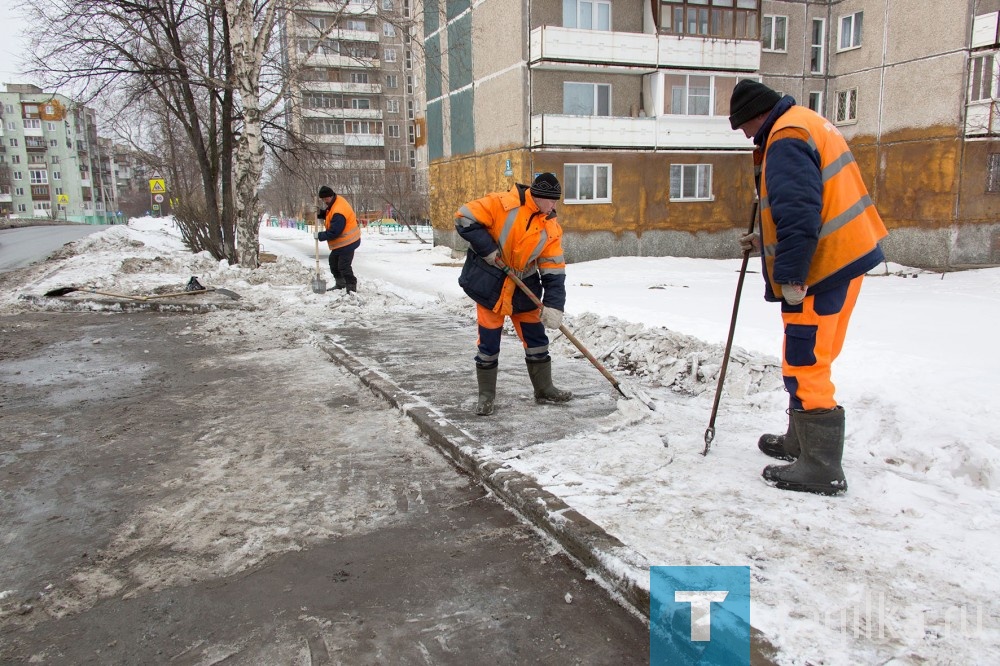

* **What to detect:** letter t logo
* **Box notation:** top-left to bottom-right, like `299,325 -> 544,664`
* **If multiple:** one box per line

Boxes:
674,590 -> 729,641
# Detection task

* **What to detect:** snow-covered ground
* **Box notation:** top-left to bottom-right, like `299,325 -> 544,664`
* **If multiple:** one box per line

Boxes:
3,217 -> 998,665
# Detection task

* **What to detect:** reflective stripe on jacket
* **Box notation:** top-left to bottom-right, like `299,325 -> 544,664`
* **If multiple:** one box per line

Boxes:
324,196 -> 361,251
758,102 -> 887,300
455,184 -> 566,315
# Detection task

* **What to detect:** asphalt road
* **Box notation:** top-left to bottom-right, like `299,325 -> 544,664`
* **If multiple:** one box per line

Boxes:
0,225 -> 109,273
0,309 -> 649,663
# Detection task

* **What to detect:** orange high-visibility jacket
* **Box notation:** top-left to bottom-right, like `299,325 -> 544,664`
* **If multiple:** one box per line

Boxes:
455,184 -> 567,316
323,195 -> 361,251
759,104 -> 887,300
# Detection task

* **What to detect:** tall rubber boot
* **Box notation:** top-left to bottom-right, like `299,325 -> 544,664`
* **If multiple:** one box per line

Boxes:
758,409 -> 800,461
476,364 -> 498,416
762,407 -> 847,496
525,358 -> 572,403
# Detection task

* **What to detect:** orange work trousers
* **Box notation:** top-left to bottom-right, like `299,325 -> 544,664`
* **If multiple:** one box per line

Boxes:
781,275 -> 863,411
474,303 -> 548,367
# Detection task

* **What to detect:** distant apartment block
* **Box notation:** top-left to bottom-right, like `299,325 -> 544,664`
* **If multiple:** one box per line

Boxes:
282,0 -> 428,223
0,84 -> 122,222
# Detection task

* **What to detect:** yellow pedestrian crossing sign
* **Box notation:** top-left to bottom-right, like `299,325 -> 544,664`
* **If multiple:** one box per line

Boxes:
56,194 -> 69,204
149,179 -> 166,193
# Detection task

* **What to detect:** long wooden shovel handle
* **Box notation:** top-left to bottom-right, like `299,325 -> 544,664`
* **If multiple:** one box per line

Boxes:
500,265 -> 626,398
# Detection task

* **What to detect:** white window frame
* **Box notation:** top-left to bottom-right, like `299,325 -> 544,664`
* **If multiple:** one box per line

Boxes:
835,88 -> 858,125
383,23 -> 395,37
762,15 -> 787,52
24,118 -> 40,129
808,91 -> 824,115
7,120 -> 16,130
387,124 -> 401,138
668,75 -> 714,116
386,99 -> 400,113
46,121 -> 57,131
386,74 -> 398,89
17,204 -> 27,212
384,47 -> 397,62
15,187 -> 25,196
351,98 -> 371,109
969,53 -> 997,103
669,164 -> 713,202
564,163 -> 612,204
52,171 -> 62,180
563,0 -> 611,31
811,18 -> 826,74
388,148 -> 401,162
563,82 -> 611,116
29,169 -> 48,185
838,11 -> 863,51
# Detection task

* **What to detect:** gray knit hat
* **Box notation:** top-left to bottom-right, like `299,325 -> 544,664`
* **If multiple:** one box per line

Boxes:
529,172 -> 561,200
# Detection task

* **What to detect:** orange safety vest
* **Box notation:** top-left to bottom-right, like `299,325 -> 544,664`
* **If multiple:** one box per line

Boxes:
324,196 -> 361,251
759,106 -> 887,298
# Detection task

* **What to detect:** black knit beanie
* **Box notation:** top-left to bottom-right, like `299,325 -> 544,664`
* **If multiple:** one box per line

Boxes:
318,185 -> 334,198
529,172 -> 561,200
729,80 -> 781,130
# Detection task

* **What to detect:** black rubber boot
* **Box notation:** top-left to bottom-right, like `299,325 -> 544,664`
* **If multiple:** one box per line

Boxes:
758,409 -> 800,461
332,279 -> 346,290
346,282 -> 357,293
525,358 -> 572,403
762,407 -> 847,496
476,364 -> 498,416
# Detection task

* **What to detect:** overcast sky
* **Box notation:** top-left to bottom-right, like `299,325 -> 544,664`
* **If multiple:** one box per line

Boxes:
0,0 -> 36,85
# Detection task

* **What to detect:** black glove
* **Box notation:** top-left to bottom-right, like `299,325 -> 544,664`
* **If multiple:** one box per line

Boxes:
316,206 -> 326,220
316,230 -> 330,241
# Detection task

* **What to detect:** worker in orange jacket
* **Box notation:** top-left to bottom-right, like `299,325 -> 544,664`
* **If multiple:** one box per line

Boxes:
730,80 -> 888,496
316,185 -> 361,292
455,173 -> 571,416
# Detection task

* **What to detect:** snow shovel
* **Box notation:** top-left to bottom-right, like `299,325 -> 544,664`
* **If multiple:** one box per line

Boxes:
44,285 -> 146,300
311,220 -> 327,294
703,198 -> 759,456
499,264 -> 654,410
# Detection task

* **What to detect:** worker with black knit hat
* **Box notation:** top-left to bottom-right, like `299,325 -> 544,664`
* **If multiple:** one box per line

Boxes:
454,172 -> 571,416
315,185 -> 361,292
729,78 -> 888,496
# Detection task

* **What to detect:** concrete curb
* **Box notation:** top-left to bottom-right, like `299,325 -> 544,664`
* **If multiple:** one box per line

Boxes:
322,340 -> 652,620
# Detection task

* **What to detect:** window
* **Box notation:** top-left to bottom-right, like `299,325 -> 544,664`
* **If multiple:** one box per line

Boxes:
24,119 -> 40,129
659,0 -> 758,40
404,50 -> 411,69
564,164 -> 612,203
407,100 -> 414,119
839,11 -> 863,51
762,15 -> 786,52
13,171 -> 22,180
669,164 -> 712,201
49,139 -> 57,147
6,121 -> 15,130
15,187 -> 24,196
11,155 -> 19,164
665,74 -> 714,115
835,88 -> 858,124
406,75 -> 413,94
388,124 -> 401,138
563,82 -> 611,116
409,150 -> 416,167
970,54 -> 997,102
383,23 -> 395,37
16,204 -> 26,212
988,154 -> 1000,193
304,119 -> 345,135
345,120 -> 383,134
350,72 -> 370,84
384,48 -> 397,63
388,148 -> 401,162
4,104 -> 12,113
386,74 -> 398,88
808,92 -> 824,115
52,171 -> 61,180
46,121 -> 57,131
563,0 -> 611,31
29,170 -> 48,184
8,138 -> 18,147
387,99 -> 400,113
345,19 -> 367,31
351,98 -> 371,109
811,19 -> 826,74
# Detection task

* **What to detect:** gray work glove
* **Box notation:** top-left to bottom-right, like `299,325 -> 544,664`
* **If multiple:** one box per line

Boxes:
782,283 -> 807,305
540,307 -> 563,330
484,250 -> 506,269
739,232 -> 761,253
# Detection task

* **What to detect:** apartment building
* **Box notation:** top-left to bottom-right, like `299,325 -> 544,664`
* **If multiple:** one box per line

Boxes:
0,84 -> 118,222
283,0 -> 428,223
425,0 -> 763,261
760,0 -> 1000,267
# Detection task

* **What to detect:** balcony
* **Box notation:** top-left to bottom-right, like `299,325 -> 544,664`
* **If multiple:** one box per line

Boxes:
966,100 -> 1000,136
304,0 -> 376,15
23,126 -> 43,137
0,193 -> 11,203
529,26 -> 760,73
25,137 -> 47,151
344,134 -> 384,147
302,107 -> 383,121
30,185 -> 50,200
303,51 -> 378,69
529,114 -> 753,150
302,81 -> 381,95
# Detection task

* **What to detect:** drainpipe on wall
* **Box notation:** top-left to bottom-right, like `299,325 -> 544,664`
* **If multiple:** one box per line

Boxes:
526,0 -> 534,178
